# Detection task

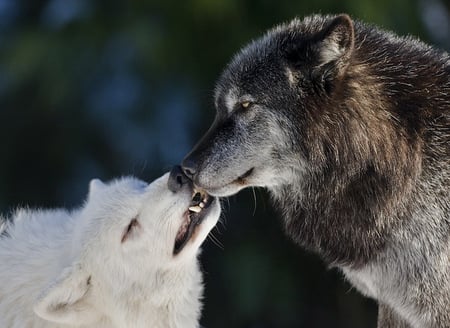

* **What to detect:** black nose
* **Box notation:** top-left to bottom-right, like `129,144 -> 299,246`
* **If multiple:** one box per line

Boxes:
168,165 -> 191,193
181,157 -> 197,179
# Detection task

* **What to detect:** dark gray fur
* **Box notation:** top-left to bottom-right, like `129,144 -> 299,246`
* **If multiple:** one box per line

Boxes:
178,14 -> 450,327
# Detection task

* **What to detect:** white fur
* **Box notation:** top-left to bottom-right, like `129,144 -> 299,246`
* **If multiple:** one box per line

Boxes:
0,173 -> 220,328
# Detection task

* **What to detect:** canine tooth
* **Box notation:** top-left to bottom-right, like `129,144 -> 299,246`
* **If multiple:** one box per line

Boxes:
189,206 -> 202,213
199,202 -> 205,208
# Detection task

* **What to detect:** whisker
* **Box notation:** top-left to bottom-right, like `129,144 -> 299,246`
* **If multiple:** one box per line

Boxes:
208,230 -> 224,250
225,197 -> 231,212
219,211 -> 228,227
214,220 -> 225,235
251,187 -> 258,216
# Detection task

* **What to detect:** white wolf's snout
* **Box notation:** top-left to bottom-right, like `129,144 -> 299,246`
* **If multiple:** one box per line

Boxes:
0,173 -> 221,328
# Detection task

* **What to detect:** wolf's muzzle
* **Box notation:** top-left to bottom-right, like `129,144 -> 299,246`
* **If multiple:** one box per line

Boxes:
168,165 -> 192,193
180,157 -> 197,180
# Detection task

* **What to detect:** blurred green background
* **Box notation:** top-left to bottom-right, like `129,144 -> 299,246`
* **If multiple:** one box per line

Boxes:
0,0 -> 448,327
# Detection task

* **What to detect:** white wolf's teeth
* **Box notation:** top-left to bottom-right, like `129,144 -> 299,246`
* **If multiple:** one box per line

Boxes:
199,202 -> 205,208
189,206 -> 202,213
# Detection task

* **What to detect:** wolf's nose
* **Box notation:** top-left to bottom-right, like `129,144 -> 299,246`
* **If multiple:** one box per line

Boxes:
181,158 -> 197,180
168,165 -> 190,193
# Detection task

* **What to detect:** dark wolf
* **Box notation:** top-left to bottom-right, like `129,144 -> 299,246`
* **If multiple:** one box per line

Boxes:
170,14 -> 450,328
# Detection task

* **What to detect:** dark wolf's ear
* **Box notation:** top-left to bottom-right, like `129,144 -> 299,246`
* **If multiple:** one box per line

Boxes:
285,14 -> 355,84
314,14 -> 354,70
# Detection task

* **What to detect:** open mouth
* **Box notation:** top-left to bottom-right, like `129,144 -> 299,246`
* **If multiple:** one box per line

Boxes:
173,189 -> 215,255
233,168 -> 254,185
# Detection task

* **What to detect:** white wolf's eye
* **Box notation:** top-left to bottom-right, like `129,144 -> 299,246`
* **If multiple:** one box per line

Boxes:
121,218 -> 140,243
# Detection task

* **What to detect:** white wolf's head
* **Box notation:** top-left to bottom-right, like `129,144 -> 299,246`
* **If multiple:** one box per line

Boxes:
33,173 -> 220,326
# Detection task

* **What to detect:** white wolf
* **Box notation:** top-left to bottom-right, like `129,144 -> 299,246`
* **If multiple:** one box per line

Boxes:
0,172 -> 220,328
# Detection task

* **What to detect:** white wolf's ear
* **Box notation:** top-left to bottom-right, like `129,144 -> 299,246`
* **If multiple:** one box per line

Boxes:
34,265 -> 101,325
88,178 -> 105,199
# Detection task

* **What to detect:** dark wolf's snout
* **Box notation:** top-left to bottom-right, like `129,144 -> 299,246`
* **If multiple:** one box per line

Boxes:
168,165 -> 192,193
180,119 -> 220,183
180,157 -> 198,180
181,144 -> 210,185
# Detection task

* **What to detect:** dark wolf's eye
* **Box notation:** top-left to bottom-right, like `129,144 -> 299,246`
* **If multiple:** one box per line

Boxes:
240,101 -> 253,110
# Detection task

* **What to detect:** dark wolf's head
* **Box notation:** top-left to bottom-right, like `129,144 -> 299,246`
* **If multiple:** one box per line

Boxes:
173,13 -> 445,267
180,14 -> 358,197
173,13 -> 448,267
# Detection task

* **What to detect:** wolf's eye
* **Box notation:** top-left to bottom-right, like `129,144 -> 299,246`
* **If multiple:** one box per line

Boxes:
121,217 -> 140,243
240,101 -> 252,109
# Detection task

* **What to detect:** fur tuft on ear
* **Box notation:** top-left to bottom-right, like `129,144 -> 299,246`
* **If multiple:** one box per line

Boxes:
34,265 -> 101,325
283,15 -> 355,87
317,14 -> 354,67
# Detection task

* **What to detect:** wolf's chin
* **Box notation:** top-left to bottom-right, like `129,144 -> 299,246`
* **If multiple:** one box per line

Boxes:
203,184 -> 246,197
195,167 -> 267,197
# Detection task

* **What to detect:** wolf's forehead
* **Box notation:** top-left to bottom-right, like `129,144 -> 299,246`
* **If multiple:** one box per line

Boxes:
215,86 -> 259,115
214,38 -> 289,110
213,84 -> 236,111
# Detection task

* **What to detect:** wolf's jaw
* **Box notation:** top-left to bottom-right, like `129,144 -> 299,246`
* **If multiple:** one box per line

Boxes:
194,168 -> 256,197
233,168 -> 254,184
173,191 -> 215,255
188,190 -> 210,213
200,184 -> 248,198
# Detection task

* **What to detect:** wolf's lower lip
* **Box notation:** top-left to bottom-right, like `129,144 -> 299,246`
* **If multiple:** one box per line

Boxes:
234,168 -> 254,184
173,192 -> 215,255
